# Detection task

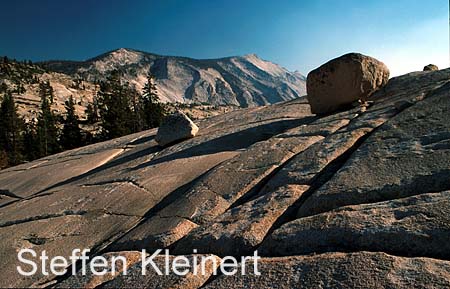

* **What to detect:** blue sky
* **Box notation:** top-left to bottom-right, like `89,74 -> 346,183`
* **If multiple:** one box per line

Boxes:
0,0 -> 448,76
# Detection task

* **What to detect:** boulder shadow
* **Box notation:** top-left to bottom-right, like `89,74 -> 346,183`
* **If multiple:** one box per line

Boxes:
129,116 -> 317,171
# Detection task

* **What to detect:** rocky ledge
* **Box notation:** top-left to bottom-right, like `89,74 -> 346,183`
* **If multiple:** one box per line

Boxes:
0,67 -> 449,288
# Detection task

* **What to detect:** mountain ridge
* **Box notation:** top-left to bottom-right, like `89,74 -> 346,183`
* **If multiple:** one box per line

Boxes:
41,48 -> 307,107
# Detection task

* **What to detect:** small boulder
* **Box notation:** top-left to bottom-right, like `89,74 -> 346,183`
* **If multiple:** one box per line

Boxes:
423,64 -> 439,71
306,53 -> 389,114
155,112 -> 199,146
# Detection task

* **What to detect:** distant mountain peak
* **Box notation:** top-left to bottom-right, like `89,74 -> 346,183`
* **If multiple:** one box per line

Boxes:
242,53 -> 259,58
43,49 -> 307,107
115,47 -> 136,53
98,48 -> 143,65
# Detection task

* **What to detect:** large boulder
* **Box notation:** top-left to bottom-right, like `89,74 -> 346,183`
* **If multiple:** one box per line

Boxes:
424,64 -> 439,71
155,112 -> 199,146
306,53 -> 390,114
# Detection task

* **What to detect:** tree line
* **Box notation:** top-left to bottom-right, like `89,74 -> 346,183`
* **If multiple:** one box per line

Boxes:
0,70 -> 166,169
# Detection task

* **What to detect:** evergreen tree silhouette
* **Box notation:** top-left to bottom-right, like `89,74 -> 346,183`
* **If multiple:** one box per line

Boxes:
37,82 -> 59,157
0,91 -> 24,166
97,70 -> 133,139
142,73 -> 166,129
22,122 -> 39,161
60,96 -> 82,149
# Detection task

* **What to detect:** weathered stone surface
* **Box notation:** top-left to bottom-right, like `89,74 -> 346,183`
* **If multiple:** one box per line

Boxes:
157,107 -> 354,226
156,112 -> 199,146
171,106 -> 391,257
152,97 -> 313,162
261,126 -> 372,193
84,151 -> 239,205
102,254 -> 221,289
298,81 -> 450,217
204,252 -> 450,289
0,96 -> 317,288
0,147 -> 125,198
57,252 -> 222,289
0,129 -> 162,200
179,135 -> 320,223
369,68 -> 450,103
0,213 -> 139,288
112,135 -> 321,252
55,251 -> 143,288
113,110 -> 357,252
173,185 -> 309,256
0,182 -> 156,226
261,191 -> 450,259
0,182 -> 156,288
0,194 -> 17,207
110,216 -> 198,251
307,53 -> 389,114
171,99 -> 400,258
424,64 -> 439,71
0,68 -> 449,288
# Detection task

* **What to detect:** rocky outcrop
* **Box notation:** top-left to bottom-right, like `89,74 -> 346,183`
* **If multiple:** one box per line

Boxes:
0,67 -> 449,288
424,64 -> 439,71
172,184 -> 310,256
155,112 -> 199,146
306,53 -> 389,114
57,252 -> 222,289
260,191 -> 450,258
297,79 -> 450,217
204,252 -> 450,288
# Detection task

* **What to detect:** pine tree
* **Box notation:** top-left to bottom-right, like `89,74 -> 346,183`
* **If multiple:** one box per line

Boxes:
0,150 -> 8,169
142,73 -> 166,129
16,82 -> 26,94
37,83 -> 59,157
97,70 -> 133,139
39,80 -> 54,104
86,94 -> 99,124
129,85 -> 145,133
0,82 -> 8,93
0,92 -> 24,166
60,96 -> 82,150
22,122 -> 39,161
